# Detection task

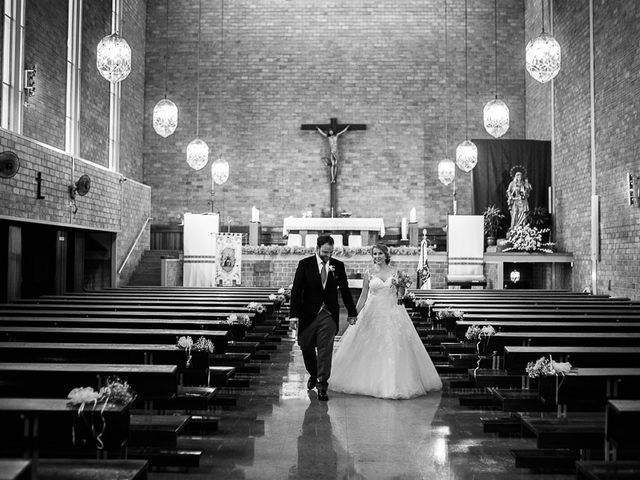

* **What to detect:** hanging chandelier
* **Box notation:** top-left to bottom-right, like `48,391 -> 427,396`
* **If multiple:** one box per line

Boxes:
186,0 -> 208,169
526,0 -> 561,83
96,32 -> 131,83
438,159 -> 455,186
211,157 -> 229,185
483,0 -> 509,138
186,139 -> 209,170
456,0 -> 477,172
153,99 -> 178,138
484,99 -> 509,138
153,0 -> 178,137
456,140 -> 478,172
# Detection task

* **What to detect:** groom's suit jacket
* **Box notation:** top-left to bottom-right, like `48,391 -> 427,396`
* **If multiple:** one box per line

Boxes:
290,255 -> 357,334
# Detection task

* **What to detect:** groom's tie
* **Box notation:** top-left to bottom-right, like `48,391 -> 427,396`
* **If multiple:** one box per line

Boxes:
321,261 -> 327,288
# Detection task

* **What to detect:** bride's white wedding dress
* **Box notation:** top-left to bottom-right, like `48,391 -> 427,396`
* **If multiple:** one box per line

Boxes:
330,272 -> 442,399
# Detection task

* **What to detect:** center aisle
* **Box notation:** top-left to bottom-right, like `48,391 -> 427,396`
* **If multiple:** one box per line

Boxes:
152,334 -> 574,480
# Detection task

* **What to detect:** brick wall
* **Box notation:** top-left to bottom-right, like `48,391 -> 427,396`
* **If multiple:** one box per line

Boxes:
0,129 -> 151,285
23,0 -> 68,149
143,0 -> 526,231
544,1 -> 640,299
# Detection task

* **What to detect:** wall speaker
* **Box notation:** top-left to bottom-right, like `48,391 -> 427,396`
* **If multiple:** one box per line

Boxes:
0,151 -> 20,178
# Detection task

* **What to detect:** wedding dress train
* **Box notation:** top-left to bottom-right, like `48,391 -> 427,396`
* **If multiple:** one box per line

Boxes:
330,274 -> 442,399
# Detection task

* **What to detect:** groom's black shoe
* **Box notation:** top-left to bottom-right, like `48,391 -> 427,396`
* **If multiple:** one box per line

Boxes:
307,377 -> 317,390
317,388 -> 329,401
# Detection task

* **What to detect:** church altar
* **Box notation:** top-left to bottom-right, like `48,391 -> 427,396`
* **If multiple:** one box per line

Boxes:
282,217 -> 385,246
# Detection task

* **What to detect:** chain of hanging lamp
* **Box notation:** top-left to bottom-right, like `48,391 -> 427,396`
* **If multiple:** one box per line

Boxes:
153,0 -> 178,137
455,0 -> 478,173
438,0 -> 455,187
526,0 -> 561,83
483,0 -> 509,137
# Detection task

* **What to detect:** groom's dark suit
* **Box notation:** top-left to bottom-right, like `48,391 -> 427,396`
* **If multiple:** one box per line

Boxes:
290,255 -> 357,394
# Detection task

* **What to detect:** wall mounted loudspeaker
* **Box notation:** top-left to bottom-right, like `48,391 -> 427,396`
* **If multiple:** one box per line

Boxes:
0,151 -> 20,178
69,174 -> 91,199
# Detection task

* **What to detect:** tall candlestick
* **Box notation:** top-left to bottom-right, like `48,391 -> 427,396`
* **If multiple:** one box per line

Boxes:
409,207 -> 417,223
401,217 -> 408,240
251,206 -> 259,222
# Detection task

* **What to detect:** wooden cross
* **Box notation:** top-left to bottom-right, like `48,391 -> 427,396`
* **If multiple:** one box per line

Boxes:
301,117 -> 366,217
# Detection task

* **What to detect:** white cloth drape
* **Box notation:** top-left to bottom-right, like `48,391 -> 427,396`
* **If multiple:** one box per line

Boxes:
183,213 -> 219,287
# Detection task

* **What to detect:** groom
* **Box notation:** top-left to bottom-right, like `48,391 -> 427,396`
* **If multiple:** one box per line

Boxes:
289,235 -> 357,401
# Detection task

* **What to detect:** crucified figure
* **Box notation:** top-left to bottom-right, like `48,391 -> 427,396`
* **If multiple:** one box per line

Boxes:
316,125 -> 350,183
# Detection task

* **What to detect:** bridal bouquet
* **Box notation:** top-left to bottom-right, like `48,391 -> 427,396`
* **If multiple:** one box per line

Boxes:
392,271 -> 412,298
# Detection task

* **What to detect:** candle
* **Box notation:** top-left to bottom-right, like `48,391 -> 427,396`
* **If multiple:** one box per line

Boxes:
409,207 -> 417,223
251,206 -> 259,222
401,217 -> 408,240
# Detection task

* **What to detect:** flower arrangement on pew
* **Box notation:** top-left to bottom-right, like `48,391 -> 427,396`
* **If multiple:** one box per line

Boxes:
435,307 -> 464,330
401,290 -> 416,308
525,356 -> 572,378
177,335 -> 215,368
67,377 -> 134,450
247,301 -> 266,316
414,298 -> 435,321
278,284 -> 292,301
227,313 -> 253,340
465,324 -> 497,374
269,293 -> 288,311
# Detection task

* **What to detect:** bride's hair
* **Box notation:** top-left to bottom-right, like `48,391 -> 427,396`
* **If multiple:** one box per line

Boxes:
371,243 -> 391,264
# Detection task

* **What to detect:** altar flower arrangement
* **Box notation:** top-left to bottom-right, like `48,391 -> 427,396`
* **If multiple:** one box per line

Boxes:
246,302 -> 266,314
503,224 -> 554,253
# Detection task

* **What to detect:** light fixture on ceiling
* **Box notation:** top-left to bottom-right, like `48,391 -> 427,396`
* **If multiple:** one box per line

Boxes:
96,10 -> 131,85
456,0 -> 478,173
525,0 -> 561,83
186,0 -> 208,170
153,0 -> 178,137
483,0 -> 509,138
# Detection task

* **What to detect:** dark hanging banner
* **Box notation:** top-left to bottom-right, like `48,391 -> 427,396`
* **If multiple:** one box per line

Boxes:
472,139 -> 551,231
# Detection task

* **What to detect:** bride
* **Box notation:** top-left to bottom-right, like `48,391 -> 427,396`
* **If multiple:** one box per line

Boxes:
330,243 -> 442,399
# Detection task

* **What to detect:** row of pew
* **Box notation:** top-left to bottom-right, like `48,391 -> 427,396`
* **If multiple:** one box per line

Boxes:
0,285 -> 288,479
408,288 -> 640,479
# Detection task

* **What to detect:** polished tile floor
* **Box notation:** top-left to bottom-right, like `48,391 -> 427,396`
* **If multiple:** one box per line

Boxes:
153,332 -> 575,480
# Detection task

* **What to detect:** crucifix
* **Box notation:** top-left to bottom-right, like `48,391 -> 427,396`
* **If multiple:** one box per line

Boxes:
301,117 -> 366,217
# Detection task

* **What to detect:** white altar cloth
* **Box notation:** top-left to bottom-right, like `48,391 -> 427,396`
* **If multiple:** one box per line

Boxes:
282,217 -> 385,237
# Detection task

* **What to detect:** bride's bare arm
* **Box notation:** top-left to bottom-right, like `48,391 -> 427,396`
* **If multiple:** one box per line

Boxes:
355,274 -> 369,313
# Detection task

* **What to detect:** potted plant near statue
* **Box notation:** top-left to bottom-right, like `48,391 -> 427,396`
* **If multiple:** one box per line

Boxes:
483,204 -> 505,246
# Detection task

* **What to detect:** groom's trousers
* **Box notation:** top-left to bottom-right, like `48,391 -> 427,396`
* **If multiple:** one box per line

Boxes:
298,308 -> 335,390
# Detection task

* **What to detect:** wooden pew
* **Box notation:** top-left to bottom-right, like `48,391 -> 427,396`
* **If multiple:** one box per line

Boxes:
606,400 -> 640,461
490,332 -> 640,353
0,397 -> 131,456
36,459 -> 148,480
576,461 -> 640,480
454,320 -> 640,339
503,346 -> 640,374
0,326 -> 229,352
0,363 -> 177,401
0,460 -> 30,480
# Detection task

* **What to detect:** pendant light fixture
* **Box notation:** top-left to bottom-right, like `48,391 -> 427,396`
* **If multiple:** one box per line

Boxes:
186,0 -> 208,170
483,0 -> 509,138
526,0 -> 561,83
456,0 -> 478,173
96,6 -> 131,83
438,0 -> 457,215
153,0 -> 178,137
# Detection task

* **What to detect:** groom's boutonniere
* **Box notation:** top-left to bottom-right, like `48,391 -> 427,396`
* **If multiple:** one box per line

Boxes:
327,265 -> 336,274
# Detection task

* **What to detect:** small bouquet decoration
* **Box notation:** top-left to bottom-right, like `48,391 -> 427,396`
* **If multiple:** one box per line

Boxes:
246,302 -> 266,314
177,335 -> 214,367
436,307 -> 464,321
503,224 -> 554,253
414,298 -> 435,319
177,335 -> 194,367
525,356 -> 573,378
193,336 -> 215,353
67,377 -> 134,450
278,285 -> 292,301
227,313 -> 252,328
269,293 -> 288,310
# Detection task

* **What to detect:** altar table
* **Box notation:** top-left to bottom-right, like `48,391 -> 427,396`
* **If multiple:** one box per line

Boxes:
282,217 -> 385,246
